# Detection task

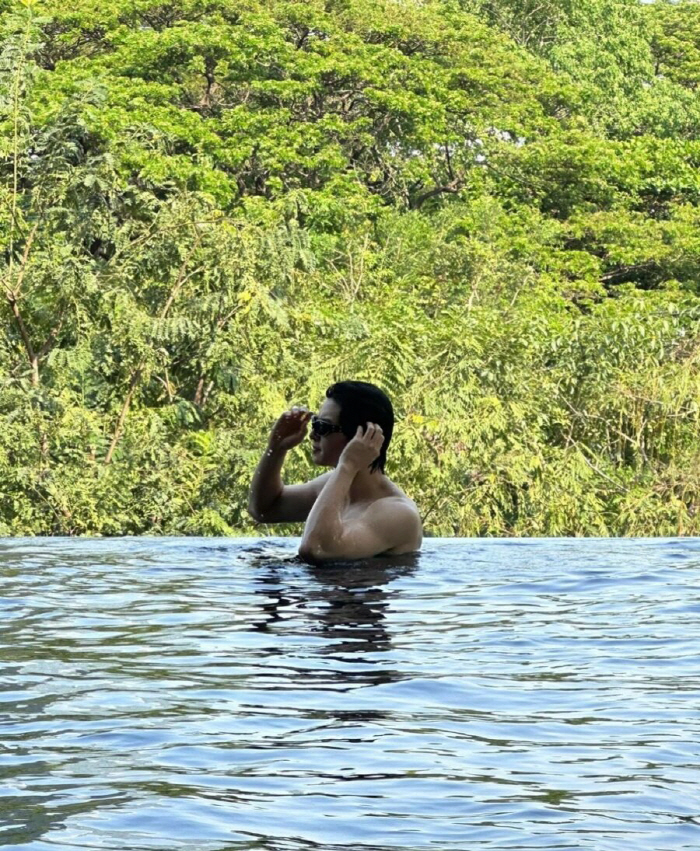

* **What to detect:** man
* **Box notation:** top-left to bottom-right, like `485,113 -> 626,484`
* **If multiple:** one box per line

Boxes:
248,381 -> 423,562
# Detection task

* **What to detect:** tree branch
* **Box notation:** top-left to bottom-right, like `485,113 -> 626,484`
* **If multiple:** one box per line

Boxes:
411,178 -> 463,209
3,221 -> 41,385
104,246 -> 201,464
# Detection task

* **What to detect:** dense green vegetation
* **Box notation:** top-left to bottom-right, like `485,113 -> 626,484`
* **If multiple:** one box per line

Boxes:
1,0 -> 698,537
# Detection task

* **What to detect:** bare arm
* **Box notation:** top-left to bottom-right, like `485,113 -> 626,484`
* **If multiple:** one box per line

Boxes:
298,461 -> 356,553
247,406 -> 331,524
299,496 -> 422,562
248,450 -> 331,524
298,421 -> 422,561
247,443 -> 286,521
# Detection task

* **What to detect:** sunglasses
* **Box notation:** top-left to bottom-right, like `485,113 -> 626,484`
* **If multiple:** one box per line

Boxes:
310,415 -> 344,438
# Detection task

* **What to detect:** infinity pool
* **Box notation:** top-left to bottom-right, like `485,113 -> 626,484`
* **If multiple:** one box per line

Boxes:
2,537 -> 699,850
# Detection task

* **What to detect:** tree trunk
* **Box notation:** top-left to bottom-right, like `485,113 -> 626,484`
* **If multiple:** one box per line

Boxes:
104,368 -> 142,465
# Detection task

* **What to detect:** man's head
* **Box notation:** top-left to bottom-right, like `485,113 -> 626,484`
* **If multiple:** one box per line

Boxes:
309,380 -> 394,474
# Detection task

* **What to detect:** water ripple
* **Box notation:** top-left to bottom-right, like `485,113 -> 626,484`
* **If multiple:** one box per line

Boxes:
1,537 -> 699,850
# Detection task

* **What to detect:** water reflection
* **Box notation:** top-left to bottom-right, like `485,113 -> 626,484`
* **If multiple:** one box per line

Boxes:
249,554 -> 419,721
306,555 -> 419,656
3,538 -> 700,851
249,554 -> 417,646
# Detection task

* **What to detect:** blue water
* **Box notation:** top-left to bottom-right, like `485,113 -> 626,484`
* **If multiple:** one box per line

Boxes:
1,536 -> 699,851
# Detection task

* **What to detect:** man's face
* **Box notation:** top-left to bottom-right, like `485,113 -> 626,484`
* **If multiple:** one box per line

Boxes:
310,398 -> 347,467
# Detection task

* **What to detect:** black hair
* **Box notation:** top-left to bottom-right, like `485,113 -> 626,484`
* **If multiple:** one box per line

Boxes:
325,380 -> 394,474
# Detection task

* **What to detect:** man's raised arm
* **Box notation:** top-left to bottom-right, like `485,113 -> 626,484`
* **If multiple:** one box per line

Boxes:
248,443 -> 286,522
247,406 -> 313,523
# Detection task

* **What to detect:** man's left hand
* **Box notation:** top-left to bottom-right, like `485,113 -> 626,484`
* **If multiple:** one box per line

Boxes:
338,422 -> 384,471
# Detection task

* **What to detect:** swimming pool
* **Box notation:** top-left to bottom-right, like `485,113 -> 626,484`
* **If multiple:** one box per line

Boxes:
2,537 -> 699,850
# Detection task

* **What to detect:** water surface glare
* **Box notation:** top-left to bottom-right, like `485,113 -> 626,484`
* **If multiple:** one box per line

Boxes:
1,536 -> 699,851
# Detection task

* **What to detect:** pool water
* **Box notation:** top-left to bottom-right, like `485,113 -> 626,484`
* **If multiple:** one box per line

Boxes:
1,536 -> 699,850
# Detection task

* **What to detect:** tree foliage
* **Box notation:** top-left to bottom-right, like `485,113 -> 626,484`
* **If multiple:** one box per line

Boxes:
0,0 -> 698,536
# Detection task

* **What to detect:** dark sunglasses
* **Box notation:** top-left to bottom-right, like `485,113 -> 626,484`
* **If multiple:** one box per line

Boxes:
310,415 -> 343,438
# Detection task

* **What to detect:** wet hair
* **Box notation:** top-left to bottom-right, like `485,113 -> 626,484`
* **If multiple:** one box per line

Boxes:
325,380 -> 394,474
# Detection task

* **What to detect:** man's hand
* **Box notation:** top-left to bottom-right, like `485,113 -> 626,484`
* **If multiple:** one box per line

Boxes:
338,422 -> 384,471
268,405 -> 312,452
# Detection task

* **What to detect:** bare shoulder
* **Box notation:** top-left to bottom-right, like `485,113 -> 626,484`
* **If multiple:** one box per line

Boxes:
368,493 -> 423,554
384,480 -> 421,518
374,494 -> 422,525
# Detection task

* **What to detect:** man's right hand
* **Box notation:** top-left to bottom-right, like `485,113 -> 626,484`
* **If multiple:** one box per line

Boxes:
268,406 -> 313,452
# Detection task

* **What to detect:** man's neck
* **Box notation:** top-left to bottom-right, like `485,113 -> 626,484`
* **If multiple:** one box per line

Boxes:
343,466 -> 388,503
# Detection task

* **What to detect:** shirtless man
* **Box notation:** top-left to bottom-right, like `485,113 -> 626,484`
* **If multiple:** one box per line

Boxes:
248,380 -> 423,562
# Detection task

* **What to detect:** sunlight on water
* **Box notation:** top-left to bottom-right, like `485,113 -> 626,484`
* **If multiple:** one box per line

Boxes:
1,537 -> 699,850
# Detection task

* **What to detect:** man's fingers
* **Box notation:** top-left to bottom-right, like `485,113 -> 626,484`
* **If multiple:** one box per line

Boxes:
285,405 -> 309,418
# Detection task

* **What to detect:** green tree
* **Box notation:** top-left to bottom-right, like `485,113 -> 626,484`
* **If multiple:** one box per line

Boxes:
0,0 -> 698,537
